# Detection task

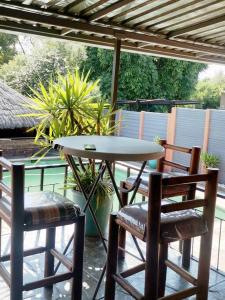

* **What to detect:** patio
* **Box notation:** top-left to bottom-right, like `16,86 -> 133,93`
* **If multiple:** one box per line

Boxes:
0,159 -> 223,299
0,224 -> 225,300
0,220 -> 225,300
1,1 -> 225,299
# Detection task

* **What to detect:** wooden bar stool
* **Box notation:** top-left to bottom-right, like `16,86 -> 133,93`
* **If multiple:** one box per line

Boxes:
105,169 -> 218,300
0,153 -> 85,300
121,140 -> 201,267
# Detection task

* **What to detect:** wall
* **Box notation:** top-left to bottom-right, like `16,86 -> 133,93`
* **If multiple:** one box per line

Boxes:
0,138 -> 40,158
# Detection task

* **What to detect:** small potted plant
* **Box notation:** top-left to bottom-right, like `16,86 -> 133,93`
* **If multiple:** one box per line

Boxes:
200,151 -> 220,170
21,69 -> 116,237
148,135 -> 161,169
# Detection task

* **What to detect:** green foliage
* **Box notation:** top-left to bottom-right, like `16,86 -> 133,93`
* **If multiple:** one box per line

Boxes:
21,69 -> 116,200
21,69 -> 116,157
82,47 -> 160,102
0,39 -> 86,95
192,77 -> 225,109
82,47 -> 206,110
200,152 -> 220,168
0,33 -> 18,64
67,166 -> 113,206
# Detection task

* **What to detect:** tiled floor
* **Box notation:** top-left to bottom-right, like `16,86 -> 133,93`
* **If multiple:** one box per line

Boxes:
0,226 -> 225,300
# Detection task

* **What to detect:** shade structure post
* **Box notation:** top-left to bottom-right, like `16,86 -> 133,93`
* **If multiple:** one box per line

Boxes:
110,38 -> 121,130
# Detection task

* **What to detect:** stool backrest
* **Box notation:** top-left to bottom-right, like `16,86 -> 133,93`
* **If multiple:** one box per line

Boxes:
146,169 -> 218,246
0,150 -> 25,224
157,139 -> 201,175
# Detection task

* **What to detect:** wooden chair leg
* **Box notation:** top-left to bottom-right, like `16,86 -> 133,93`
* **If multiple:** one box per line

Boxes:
197,231 -> 211,300
158,243 -> 168,298
10,226 -> 24,300
182,240 -> 191,269
104,213 -> 119,300
44,227 -> 56,289
71,215 -> 85,300
118,182 -> 128,259
197,169 -> 217,300
0,218 -> 2,259
144,173 -> 161,300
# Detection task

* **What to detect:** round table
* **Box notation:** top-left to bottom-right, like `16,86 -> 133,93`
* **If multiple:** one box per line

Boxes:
53,135 -> 164,298
53,135 -> 164,161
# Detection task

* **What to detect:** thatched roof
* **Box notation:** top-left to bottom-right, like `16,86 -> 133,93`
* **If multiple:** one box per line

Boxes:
0,80 -> 37,130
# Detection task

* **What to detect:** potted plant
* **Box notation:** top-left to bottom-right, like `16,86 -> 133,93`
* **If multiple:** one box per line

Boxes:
21,69 -> 116,237
200,151 -> 220,170
148,135 -> 161,169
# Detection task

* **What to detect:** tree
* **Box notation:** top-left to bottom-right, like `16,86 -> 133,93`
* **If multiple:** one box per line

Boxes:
192,77 -> 225,109
82,47 -> 206,104
0,33 -> 18,64
0,38 -> 86,96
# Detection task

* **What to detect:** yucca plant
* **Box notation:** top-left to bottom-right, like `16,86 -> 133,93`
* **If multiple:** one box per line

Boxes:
20,69 -> 116,204
22,69 -> 116,155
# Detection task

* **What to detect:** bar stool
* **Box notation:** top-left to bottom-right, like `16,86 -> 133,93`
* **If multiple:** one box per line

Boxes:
0,153 -> 85,300
121,140 -> 201,267
105,169 -> 218,300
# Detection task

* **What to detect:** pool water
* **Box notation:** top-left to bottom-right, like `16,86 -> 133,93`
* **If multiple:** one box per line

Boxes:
3,158 -> 66,192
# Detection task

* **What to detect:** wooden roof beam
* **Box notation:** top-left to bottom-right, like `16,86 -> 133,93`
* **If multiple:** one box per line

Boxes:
122,0 -> 178,25
168,14 -> 225,38
88,0 -> 134,22
109,0 -> 154,21
1,21 -> 225,64
144,0 -> 221,29
1,4 -> 225,57
62,0 -> 83,13
79,0 -> 110,16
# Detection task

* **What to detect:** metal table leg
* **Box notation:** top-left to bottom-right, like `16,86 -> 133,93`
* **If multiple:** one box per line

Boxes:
55,157 -> 147,299
93,160 -> 147,299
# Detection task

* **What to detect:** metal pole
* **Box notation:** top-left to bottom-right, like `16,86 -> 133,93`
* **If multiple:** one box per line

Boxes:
110,38 -> 121,130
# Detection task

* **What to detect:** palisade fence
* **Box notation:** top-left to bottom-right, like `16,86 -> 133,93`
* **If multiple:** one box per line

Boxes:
116,107 -> 225,185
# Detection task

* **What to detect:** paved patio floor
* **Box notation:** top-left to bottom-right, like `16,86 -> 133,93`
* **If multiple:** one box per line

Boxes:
0,225 -> 225,299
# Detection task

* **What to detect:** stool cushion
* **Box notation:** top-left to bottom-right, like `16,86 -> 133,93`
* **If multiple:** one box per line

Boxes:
126,172 -> 173,192
117,200 -> 207,243
1,191 -> 80,227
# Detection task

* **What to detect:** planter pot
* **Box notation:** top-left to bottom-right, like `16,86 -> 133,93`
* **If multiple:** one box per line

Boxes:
72,190 -> 113,237
148,159 -> 157,169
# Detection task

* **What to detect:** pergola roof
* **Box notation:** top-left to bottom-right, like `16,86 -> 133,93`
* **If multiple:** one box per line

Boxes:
1,0 -> 225,64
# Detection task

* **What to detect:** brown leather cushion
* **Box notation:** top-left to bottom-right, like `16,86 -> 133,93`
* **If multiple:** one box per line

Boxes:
117,200 -> 207,243
0,191 -> 80,228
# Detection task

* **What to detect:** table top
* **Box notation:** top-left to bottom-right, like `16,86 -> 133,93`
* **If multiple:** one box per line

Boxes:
53,135 -> 164,161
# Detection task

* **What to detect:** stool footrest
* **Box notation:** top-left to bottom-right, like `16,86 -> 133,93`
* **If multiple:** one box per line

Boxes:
23,272 -> 73,291
165,259 -> 198,285
113,274 -> 144,300
159,286 -> 198,300
51,248 -> 72,271
0,262 -> 10,287
120,262 -> 145,278
0,246 -> 47,262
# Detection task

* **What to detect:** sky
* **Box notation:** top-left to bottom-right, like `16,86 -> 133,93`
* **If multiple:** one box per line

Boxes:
199,64 -> 225,80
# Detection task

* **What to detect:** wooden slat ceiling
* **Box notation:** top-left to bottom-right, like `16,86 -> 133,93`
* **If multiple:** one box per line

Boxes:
1,0 -> 225,64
